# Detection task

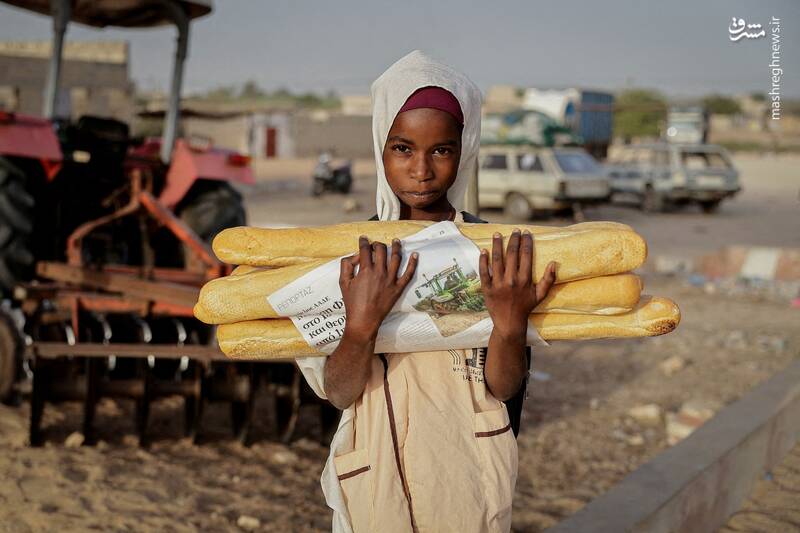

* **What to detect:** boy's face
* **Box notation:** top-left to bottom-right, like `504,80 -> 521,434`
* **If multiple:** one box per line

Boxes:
382,107 -> 462,211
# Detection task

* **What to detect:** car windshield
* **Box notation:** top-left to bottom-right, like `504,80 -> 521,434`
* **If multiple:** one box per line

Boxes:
554,151 -> 601,173
681,150 -> 732,170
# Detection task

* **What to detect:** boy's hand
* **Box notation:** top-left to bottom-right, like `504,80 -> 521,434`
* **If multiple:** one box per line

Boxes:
339,236 -> 418,341
479,230 -> 557,341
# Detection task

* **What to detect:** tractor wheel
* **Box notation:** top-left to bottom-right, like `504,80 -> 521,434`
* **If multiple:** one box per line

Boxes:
0,158 -> 35,296
0,308 -> 23,402
177,180 -> 246,244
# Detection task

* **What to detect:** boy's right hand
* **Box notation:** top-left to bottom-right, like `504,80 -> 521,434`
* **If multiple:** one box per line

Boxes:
339,236 -> 418,341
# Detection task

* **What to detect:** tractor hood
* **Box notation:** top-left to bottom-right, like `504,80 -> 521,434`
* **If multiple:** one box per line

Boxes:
1,0 -> 211,27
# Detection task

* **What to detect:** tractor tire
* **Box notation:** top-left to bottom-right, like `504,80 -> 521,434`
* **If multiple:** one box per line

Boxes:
0,158 -> 35,296
0,308 -> 23,402
178,180 -> 247,244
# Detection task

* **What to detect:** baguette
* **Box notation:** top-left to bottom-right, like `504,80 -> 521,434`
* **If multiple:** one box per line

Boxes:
212,221 -> 647,274
195,272 -> 642,325
217,296 -> 681,360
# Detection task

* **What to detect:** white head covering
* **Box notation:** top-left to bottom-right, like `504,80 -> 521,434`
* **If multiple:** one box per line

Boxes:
371,50 -> 483,221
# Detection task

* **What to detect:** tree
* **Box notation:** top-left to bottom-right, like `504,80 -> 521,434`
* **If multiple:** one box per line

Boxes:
270,87 -> 293,99
240,80 -> 265,99
702,94 -> 741,115
204,85 -> 237,100
614,89 -> 667,142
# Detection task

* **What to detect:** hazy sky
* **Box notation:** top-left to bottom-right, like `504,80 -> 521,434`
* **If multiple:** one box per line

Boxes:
0,0 -> 797,98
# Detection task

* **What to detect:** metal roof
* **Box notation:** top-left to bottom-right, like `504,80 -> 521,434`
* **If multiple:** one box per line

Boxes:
1,0 -> 212,28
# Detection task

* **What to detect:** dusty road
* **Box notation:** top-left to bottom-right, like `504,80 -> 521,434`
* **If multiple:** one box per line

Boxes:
0,152 -> 797,532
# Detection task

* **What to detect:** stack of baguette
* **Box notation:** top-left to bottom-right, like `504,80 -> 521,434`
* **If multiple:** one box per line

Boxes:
194,221 -> 681,360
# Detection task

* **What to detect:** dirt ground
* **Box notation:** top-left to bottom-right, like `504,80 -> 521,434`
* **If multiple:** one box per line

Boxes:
720,442 -> 800,533
1,153 -> 798,532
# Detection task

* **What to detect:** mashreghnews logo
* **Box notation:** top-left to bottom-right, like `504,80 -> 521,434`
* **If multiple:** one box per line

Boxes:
728,16 -> 782,120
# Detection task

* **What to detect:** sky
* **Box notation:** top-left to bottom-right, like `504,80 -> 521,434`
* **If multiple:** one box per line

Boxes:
0,0 -> 797,98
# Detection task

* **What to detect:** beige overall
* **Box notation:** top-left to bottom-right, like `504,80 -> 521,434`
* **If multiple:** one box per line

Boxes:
331,349 -> 518,532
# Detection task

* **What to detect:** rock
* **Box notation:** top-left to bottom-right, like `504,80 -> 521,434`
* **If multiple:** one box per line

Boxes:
666,413 -> 693,445
64,432 -> 84,448
294,437 -> 321,452
543,497 -> 586,515
342,198 -> 361,213
530,370 -> 551,382
270,449 -> 299,466
659,356 -> 687,376
666,400 -> 719,445
627,404 -> 663,427
755,335 -> 787,354
681,399 -> 720,421
626,434 -> 645,447
724,330 -> 748,350
236,515 -> 261,531
611,429 -> 628,441
687,274 -> 706,287
654,256 -> 693,275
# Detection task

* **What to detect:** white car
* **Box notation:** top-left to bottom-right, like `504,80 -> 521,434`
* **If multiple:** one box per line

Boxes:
606,143 -> 741,213
478,146 -> 611,219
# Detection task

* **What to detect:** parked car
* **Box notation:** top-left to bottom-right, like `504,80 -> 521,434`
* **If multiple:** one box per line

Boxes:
605,143 -> 740,213
478,146 -> 611,219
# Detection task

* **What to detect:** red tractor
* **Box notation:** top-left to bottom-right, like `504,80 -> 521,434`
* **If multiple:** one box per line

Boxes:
0,0 -> 294,445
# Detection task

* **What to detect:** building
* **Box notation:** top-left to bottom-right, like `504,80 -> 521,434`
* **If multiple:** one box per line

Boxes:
0,40 -> 133,122
340,94 -> 372,116
484,85 -> 522,114
137,95 -> 373,160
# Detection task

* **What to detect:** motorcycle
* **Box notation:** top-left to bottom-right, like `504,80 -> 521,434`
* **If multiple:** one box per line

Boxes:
311,154 -> 352,196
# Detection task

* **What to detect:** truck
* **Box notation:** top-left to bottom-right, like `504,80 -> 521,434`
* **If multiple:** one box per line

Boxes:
522,88 -> 615,159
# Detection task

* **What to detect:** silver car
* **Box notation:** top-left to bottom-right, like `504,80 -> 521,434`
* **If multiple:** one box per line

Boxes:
606,143 -> 741,213
478,146 -> 611,219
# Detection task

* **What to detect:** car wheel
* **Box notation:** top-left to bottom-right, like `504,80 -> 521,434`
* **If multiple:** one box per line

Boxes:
641,186 -> 664,213
699,199 -> 721,214
504,193 -> 533,220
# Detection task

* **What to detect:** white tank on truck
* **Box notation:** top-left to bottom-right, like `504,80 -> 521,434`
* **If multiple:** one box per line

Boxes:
521,88 -> 614,159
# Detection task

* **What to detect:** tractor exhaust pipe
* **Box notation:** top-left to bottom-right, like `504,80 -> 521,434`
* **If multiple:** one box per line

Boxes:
43,0 -> 70,118
158,1 -> 191,165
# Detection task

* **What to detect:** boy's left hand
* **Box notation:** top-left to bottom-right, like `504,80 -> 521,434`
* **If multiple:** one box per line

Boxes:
479,230 -> 557,341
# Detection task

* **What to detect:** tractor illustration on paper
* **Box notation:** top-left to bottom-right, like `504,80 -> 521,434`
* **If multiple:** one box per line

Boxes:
412,259 -> 486,316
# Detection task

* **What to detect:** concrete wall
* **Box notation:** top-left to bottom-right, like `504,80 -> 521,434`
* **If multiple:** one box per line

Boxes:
167,109 -> 373,160
548,361 -> 800,533
182,115 -> 251,154
289,112 -> 372,159
0,41 -> 132,122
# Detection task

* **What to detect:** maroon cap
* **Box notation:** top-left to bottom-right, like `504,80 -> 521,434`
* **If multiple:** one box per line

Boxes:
397,86 -> 464,125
